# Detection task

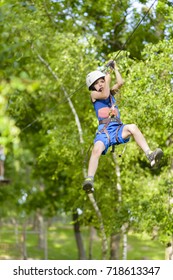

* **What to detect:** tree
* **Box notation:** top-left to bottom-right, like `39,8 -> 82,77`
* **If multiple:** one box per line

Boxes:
0,0 -> 172,259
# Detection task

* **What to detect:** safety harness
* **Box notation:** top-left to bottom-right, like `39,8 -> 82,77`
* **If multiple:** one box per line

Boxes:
97,95 -> 123,152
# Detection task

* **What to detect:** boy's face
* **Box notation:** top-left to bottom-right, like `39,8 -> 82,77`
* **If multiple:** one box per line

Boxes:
93,78 -> 105,92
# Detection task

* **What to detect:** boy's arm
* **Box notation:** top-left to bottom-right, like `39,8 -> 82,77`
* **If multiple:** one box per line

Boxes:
111,62 -> 124,95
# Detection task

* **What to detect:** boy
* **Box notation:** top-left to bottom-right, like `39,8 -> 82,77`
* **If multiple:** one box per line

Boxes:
83,61 -> 163,194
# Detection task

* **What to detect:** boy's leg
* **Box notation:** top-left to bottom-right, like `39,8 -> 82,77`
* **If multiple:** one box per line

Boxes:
83,141 -> 105,193
122,124 -> 150,152
121,124 -> 163,167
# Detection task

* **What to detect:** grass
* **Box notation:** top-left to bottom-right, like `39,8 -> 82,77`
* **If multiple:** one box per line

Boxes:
123,233 -> 165,260
0,224 -> 165,260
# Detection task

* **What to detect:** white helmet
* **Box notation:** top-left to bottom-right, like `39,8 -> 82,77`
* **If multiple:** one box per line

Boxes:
86,70 -> 105,90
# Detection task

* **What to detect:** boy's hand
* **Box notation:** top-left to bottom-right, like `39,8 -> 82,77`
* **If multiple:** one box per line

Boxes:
106,60 -> 115,69
114,61 -> 119,71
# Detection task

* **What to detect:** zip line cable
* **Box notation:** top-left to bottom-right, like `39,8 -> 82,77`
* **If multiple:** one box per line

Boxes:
20,0 -> 157,133
113,0 -> 157,60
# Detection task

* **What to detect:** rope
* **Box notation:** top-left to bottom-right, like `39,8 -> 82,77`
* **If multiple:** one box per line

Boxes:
113,0 -> 157,60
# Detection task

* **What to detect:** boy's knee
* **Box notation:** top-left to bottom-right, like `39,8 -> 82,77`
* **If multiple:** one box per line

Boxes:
129,123 -> 138,134
92,143 -> 104,157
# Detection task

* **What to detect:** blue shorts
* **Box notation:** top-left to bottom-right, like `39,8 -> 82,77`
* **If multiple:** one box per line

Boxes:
94,123 -> 130,155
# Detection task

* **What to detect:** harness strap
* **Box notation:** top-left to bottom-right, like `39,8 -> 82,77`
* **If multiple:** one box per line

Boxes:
97,96 -> 123,151
115,123 -> 123,142
99,116 -> 122,125
98,119 -> 111,143
97,117 -> 123,147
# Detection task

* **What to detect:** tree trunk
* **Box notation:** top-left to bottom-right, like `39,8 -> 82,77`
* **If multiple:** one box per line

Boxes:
110,233 -> 121,260
88,193 -> 108,260
44,221 -> 48,260
165,241 -> 173,260
88,226 -> 98,260
110,151 -> 128,260
165,134 -> 173,260
73,211 -> 86,260
165,194 -> 173,260
122,228 -> 128,260
36,209 -> 45,249
21,221 -> 27,260
12,218 -> 19,249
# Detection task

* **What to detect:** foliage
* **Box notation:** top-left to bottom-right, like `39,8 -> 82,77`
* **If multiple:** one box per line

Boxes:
0,0 -> 172,258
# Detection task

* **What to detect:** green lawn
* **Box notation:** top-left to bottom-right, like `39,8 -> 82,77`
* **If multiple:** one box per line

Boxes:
123,233 -> 165,260
0,224 -> 165,260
